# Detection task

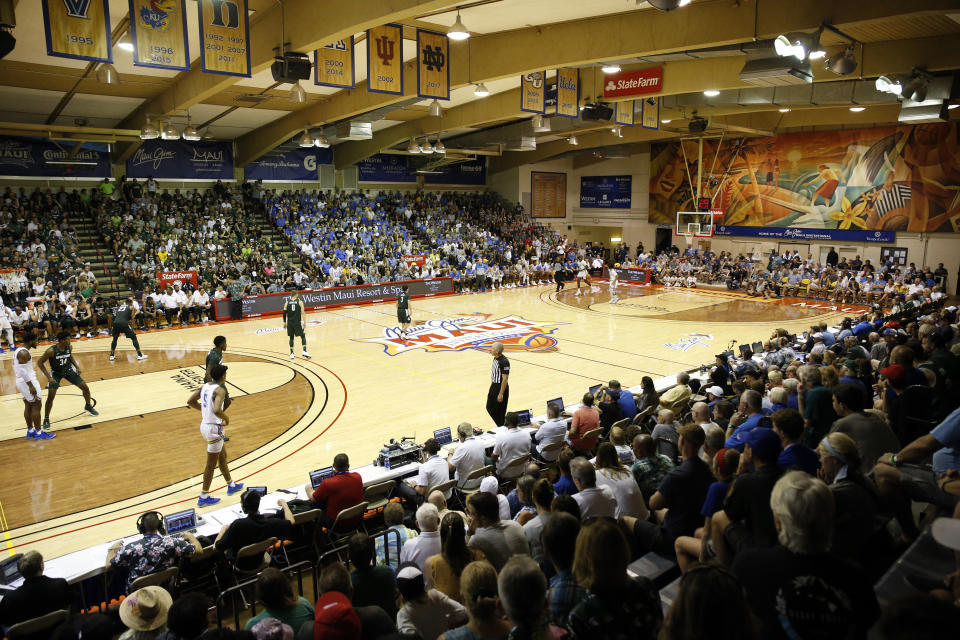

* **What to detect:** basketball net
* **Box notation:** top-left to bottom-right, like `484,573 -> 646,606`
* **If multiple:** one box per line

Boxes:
0,268 -> 26,294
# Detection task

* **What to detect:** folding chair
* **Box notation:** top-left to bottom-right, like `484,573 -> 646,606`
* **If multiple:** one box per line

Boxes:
654,436 -> 680,464
129,565 -> 179,594
426,479 -> 457,501
315,501 -> 369,556
231,536 -> 278,608
363,481 -> 395,513
455,464 -> 495,507
179,545 -> 221,596
7,610 -> 69,640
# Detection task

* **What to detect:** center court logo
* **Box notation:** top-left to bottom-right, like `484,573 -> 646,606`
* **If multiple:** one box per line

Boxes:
355,315 -> 565,356
665,332 -> 714,352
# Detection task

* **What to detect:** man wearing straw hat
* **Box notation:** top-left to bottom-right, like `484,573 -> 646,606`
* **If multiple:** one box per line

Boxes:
118,586 -> 172,638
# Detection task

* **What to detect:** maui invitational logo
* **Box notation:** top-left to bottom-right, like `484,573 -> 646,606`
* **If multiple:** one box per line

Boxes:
665,332 -> 714,353
355,315 -> 565,356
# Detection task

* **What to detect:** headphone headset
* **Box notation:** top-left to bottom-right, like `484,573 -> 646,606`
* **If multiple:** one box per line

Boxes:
136,511 -> 165,536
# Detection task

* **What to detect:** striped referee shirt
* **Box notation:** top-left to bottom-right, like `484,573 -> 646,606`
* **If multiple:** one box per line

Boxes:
491,354 -> 510,384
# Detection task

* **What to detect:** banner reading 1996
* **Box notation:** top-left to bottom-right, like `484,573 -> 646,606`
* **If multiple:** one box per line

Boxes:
198,0 -> 251,77
42,0 -> 113,63
129,0 -> 190,71
314,37 -> 355,89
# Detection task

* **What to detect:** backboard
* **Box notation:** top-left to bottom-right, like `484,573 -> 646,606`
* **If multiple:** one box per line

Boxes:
676,211 -> 717,238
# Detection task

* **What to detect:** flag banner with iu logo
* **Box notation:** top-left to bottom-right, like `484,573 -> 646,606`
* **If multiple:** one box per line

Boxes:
367,24 -> 404,95
521,71 -> 546,114
615,100 -> 635,126
416,29 -> 449,100
314,36 -> 355,89
198,0 -> 251,77
129,0 -> 190,71
555,68 -> 579,118
43,0 -> 113,63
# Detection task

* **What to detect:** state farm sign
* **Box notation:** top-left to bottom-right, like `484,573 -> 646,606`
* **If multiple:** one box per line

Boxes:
602,67 -> 663,99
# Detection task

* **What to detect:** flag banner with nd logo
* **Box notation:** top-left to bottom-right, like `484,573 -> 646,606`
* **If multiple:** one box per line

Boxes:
555,68 -> 579,118
314,36 -> 355,89
198,0 -> 251,77
521,71 -> 546,114
416,29 -> 449,100
129,0 -> 190,71
367,24 -> 404,95
615,101 -> 635,126
42,0 -> 113,63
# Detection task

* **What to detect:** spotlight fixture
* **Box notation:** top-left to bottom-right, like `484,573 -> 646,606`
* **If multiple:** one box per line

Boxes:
900,69 -> 932,102
407,138 -> 421,154
774,34 -> 805,61
161,120 -> 180,140
96,63 -> 119,85
874,75 -> 902,95
298,130 -> 314,147
139,117 -> 159,140
428,100 -> 442,117
849,106 -> 865,112
447,12 -> 470,40
778,108 -> 791,113
568,135 -> 578,145
434,138 -> 446,154
473,83 -> 490,97
826,45 -> 857,75
290,82 -> 306,103
648,0 -> 687,11
601,63 -> 621,74
314,134 -> 330,148
703,89 -> 720,97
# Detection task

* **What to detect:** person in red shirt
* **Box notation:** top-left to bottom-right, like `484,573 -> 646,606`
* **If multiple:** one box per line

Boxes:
311,453 -> 364,528
567,393 -> 601,454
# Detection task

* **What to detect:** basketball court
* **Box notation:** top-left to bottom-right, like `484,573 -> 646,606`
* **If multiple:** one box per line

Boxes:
0,282 -> 869,559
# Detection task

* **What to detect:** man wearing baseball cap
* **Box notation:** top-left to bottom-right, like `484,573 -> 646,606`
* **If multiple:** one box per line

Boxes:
313,562 -> 361,640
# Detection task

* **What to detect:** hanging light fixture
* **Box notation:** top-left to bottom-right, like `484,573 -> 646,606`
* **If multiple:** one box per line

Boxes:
314,133 -> 330,148
703,89 -> 720,97
299,130 -> 313,147
875,75 -> 902,95
568,135 -> 578,145
447,12 -> 470,40
661,119 -> 672,124
97,63 -> 119,85
434,138 -> 446,154
290,82 -> 306,103
139,116 -> 159,140
473,83 -> 490,97
826,45 -> 857,75
407,139 -> 421,154
182,121 -> 201,141
161,120 -> 180,140
601,63 -> 621,74
532,114 -> 544,129
428,100 -> 442,117
421,138 -> 434,154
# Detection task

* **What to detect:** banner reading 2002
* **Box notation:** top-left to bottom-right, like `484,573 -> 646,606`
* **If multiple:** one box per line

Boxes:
129,0 -> 190,71
198,0 -> 251,77
42,0 -> 112,63
367,24 -> 404,95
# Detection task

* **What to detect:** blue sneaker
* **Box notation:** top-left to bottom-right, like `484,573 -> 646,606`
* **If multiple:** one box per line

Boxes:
198,495 -> 221,507
26,429 -> 36,440
226,482 -> 244,495
34,430 -> 56,440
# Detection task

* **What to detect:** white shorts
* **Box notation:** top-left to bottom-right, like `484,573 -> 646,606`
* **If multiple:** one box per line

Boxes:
16,377 -> 42,403
200,422 -> 224,453
578,270 -> 589,279
0,318 -> 10,331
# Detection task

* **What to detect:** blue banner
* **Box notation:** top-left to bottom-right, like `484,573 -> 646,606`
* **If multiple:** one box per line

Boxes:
244,147 -> 332,181
358,154 -> 416,183
0,136 -> 110,177
580,175 -> 631,208
424,158 -> 486,186
713,225 -> 895,243
127,139 -> 233,180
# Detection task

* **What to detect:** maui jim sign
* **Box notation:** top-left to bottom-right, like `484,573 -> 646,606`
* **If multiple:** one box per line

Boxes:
602,67 -> 663,99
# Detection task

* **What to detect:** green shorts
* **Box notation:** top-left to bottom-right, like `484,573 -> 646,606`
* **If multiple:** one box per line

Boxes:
398,309 -> 411,323
49,369 -> 83,389
287,324 -> 304,337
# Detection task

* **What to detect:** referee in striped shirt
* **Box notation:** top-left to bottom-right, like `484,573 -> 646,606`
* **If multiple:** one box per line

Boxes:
487,341 -> 510,427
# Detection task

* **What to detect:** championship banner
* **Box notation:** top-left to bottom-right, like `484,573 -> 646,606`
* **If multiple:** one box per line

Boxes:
244,147 -> 332,181
157,270 -> 198,289
0,136 -> 110,178
127,139 -> 234,179
615,101 -> 635,126
314,37 -> 355,89
129,0 -> 190,70
42,0 -> 112,63
416,29 -> 449,100
198,0 -> 251,77
521,71 -> 546,114
367,24 -> 404,95
402,255 -> 427,267
556,68 -> 579,118
358,154 -> 416,183
641,97 -> 659,129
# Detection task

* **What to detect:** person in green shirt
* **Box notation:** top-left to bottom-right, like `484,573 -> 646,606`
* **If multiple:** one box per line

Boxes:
99,179 -> 115,198
36,333 -> 99,430
397,284 -> 412,336
282,289 -> 309,360
243,568 -> 314,632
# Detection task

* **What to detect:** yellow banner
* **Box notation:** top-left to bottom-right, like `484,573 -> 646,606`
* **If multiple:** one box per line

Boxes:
129,0 -> 189,71
556,68 -> 579,118
198,0 -> 251,77
521,71 -> 546,114
641,97 -> 660,129
43,0 -> 112,63
615,101 -> 635,126
314,37 -> 355,89
367,24 -> 404,95
417,30 -> 449,100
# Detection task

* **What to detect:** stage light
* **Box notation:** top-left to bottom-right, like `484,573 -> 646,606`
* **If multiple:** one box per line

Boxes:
875,76 -> 902,95
826,45 -> 857,75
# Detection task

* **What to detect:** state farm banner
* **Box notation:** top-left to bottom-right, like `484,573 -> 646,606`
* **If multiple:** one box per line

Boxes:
556,68 -> 579,118
615,101 -> 635,126
244,147 -> 332,181
0,136 -> 110,178
417,29 -> 449,100
603,67 -> 662,99
314,37 -> 355,89
129,0 -> 190,70
215,278 -> 454,320
367,24 -> 404,95
198,0 -> 251,77
521,71 -> 546,114
127,139 -> 234,179
157,270 -> 198,288
43,0 -> 112,63
402,255 -> 427,267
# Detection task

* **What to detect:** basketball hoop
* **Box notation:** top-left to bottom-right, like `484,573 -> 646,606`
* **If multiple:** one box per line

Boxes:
0,268 -> 27,294
675,211 -> 715,240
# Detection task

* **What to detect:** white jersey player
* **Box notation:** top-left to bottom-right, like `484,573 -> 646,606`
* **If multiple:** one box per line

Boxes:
15,332 -> 54,440
0,303 -> 14,351
609,264 -> 620,304
575,259 -> 591,296
187,363 -> 242,507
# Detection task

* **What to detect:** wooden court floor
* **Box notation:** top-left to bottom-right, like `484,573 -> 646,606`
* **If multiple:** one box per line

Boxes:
0,282 -> 870,559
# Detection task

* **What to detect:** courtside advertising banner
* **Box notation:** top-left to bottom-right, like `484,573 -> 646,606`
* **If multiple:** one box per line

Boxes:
555,68 -> 579,118
314,37 -> 355,89
43,0 -> 113,63
367,24 -> 404,95
402,255 -> 427,267
521,71 -> 546,114
157,270 -> 198,288
127,139 -> 234,179
129,0 -> 190,70
198,0 -> 251,77
215,278 -> 454,320
607,266 -> 650,284
416,29 -> 449,100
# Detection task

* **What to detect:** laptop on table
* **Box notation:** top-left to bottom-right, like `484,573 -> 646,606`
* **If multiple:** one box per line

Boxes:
309,467 -> 335,489
433,427 -> 453,445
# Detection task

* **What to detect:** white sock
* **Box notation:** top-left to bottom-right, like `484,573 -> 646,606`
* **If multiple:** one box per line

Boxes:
228,481 -> 238,488
200,491 -> 210,498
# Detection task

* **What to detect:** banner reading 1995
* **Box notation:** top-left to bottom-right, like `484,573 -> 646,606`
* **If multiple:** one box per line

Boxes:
198,0 -> 251,77
42,0 -> 113,63
129,0 -> 190,71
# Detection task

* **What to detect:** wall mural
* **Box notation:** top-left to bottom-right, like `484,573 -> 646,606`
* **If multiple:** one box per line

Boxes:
649,122 -> 960,233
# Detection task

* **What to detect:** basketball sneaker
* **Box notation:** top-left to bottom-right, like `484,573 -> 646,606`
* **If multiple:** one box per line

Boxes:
226,482 -> 244,495
109,354 -> 116,361
42,417 -> 51,431
302,350 -> 311,359
289,351 -> 295,360
198,495 -> 221,507
35,430 -> 56,440
26,428 -> 35,439
137,353 -> 148,360
84,400 -> 99,416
